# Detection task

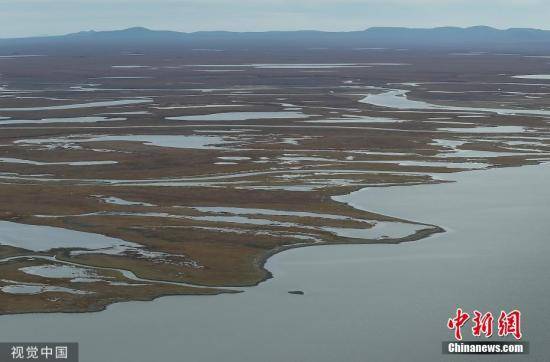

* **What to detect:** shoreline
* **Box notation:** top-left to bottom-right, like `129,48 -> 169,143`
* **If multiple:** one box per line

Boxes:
0,171 -> 453,316
2,160 -> 548,316
0,156 -> 547,316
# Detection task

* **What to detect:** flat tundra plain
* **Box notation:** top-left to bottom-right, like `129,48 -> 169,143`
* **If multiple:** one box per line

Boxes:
0,49 -> 549,314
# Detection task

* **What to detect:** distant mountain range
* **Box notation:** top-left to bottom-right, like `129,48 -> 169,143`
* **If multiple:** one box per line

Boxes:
2,26 -> 550,54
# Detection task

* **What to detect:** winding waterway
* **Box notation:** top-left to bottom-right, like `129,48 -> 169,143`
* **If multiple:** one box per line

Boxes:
0,163 -> 548,361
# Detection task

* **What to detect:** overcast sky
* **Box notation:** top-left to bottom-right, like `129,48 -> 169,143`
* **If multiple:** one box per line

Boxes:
0,0 -> 547,38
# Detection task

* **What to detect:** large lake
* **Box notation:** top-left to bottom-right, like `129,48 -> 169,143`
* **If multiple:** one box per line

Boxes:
1,163 -> 548,361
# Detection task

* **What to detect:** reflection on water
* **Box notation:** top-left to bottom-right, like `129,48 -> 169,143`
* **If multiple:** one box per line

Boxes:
0,220 -> 140,253
19,265 -> 98,279
167,111 -> 309,121
304,115 -> 405,124
0,99 -> 152,111
512,74 -> 550,80
0,158 -> 117,166
1,284 -> 91,295
438,125 -> 528,133
15,135 -> 233,150
323,221 -> 426,239
0,116 -> 125,125
361,89 -> 550,117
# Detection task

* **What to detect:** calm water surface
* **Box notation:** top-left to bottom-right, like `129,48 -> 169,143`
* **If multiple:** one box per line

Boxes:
0,164 -> 548,362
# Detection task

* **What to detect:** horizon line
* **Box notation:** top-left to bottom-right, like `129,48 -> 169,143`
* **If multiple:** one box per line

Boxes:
4,24 -> 550,40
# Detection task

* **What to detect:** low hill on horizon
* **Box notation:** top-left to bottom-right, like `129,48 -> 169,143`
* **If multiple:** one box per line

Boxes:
2,26 -> 550,54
